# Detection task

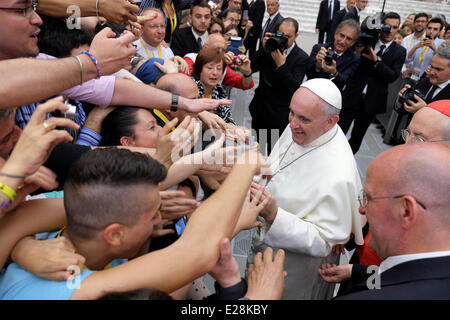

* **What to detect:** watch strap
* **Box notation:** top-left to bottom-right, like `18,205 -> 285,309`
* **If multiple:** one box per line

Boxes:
170,93 -> 179,112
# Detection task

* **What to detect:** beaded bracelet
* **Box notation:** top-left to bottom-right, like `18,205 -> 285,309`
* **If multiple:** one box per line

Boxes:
80,51 -> 102,78
0,182 -> 16,204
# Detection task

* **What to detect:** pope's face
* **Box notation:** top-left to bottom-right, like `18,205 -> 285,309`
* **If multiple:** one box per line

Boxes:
288,88 -> 330,146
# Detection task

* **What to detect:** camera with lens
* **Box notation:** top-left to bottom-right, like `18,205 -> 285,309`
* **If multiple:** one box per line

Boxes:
358,14 -> 392,54
232,56 -> 243,66
265,32 -> 289,53
398,88 -> 425,105
53,99 -> 77,121
425,34 -> 433,40
324,49 -> 338,66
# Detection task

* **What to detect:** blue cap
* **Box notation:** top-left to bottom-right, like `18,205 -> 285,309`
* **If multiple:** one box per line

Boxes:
135,58 -> 164,84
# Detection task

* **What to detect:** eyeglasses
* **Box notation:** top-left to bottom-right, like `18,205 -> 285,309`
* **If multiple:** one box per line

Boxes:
147,24 -> 166,30
401,128 -> 450,143
358,190 -> 427,210
0,2 -> 37,17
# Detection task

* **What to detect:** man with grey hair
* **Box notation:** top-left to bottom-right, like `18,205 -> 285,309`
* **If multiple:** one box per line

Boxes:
397,41 -> 450,115
248,78 -> 364,299
308,18 -> 361,91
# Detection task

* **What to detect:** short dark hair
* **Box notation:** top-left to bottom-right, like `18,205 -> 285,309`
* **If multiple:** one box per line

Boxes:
382,12 -> 401,25
223,7 -> 242,19
278,17 -> 299,34
38,16 -> 94,58
100,107 -> 146,146
428,17 -> 445,31
190,0 -> 212,14
414,12 -> 429,22
64,148 -> 167,241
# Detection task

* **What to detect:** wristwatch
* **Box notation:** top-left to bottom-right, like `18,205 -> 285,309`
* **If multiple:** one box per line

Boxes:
170,93 -> 179,112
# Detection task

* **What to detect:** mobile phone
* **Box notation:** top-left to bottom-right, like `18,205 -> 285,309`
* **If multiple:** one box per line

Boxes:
243,10 -> 248,20
227,36 -> 243,56
208,1 -> 217,9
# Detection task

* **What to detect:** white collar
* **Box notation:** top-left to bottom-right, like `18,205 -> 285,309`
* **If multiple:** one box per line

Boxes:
268,11 -> 279,20
376,39 -> 394,51
140,37 -> 159,50
191,28 -> 207,41
379,251 -> 450,274
437,78 -> 450,89
286,42 -> 296,56
355,6 -> 360,16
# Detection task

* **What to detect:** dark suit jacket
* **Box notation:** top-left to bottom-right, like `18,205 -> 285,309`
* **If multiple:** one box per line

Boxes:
170,27 -> 201,57
307,42 -> 360,91
416,77 -> 450,103
247,0 -> 265,40
249,44 -> 311,129
336,256 -> 450,299
329,8 -> 347,39
259,12 -> 284,45
342,41 -> 406,114
316,0 -> 340,30
342,6 -> 360,23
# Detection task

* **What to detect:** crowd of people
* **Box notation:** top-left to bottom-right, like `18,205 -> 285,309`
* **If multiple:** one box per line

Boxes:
0,0 -> 448,302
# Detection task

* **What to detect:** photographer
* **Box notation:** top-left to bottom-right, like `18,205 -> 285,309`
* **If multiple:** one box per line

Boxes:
403,17 -> 445,80
396,41 -> 450,117
248,17 -> 310,152
338,12 -> 406,154
308,19 -> 361,91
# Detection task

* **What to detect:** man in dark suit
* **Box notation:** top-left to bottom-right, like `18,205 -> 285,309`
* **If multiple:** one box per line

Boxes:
338,12 -> 406,154
308,18 -> 360,91
170,1 -> 212,57
396,43 -> 450,114
336,142 -> 450,299
316,0 -> 340,44
342,0 -> 368,23
249,17 -> 311,153
258,0 -> 283,51
329,0 -> 356,41
245,0 -> 266,57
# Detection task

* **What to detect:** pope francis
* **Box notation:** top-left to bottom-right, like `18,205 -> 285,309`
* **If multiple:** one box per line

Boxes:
248,78 -> 365,299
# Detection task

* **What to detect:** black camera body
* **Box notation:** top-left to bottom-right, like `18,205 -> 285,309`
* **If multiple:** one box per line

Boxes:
358,14 -> 392,54
265,32 -> 289,53
398,88 -> 425,105
324,49 -> 338,66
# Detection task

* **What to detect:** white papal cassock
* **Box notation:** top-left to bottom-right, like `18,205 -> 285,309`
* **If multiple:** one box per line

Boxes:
248,123 -> 364,300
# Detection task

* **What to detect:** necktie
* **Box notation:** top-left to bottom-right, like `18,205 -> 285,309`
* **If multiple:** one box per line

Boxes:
329,0 -> 333,21
377,44 -> 386,57
262,17 -> 271,40
197,37 -> 203,49
425,85 -> 439,102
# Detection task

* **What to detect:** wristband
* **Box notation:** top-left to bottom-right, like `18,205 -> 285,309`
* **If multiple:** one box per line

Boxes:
81,51 -> 102,78
170,93 -> 179,112
73,55 -> 84,85
0,172 -> 30,179
0,182 -> 16,203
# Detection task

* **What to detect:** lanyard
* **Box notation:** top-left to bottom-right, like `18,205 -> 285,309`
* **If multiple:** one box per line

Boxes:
418,45 -> 430,65
56,227 -> 112,271
202,92 -> 212,99
152,109 -> 175,131
410,33 -> 425,48
163,1 -> 177,40
139,38 -> 162,58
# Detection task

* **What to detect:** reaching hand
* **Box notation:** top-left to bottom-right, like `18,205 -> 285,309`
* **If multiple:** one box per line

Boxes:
89,28 -> 137,75
318,263 -> 353,283
208,238 -> 242,288
245,247 -> 286,300
11,236 -> 85,281
98,0 -> 140,24
6,97 -> 79,177
160,190 -> 199,221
